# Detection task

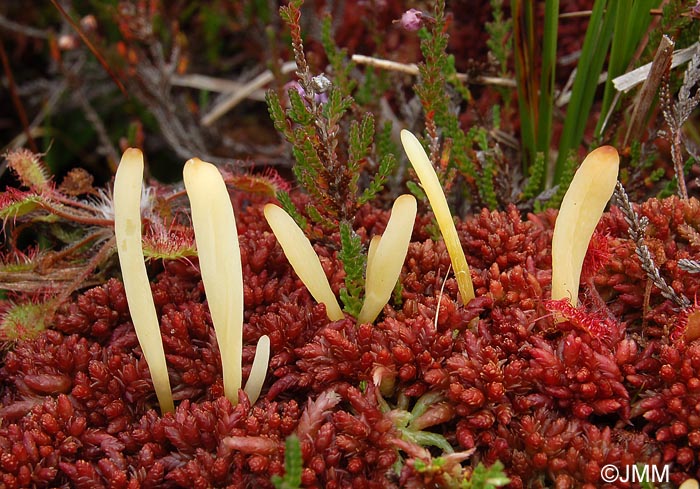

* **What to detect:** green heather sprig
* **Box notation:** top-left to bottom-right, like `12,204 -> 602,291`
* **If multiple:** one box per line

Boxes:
414,0 -> 475,184
338,221 -> 366,317
409,0 -> 517,210
485,0 -> 512,83
266,0 -> 394,225
272,434 -> 303,489
471,126 -> 500,210
535,150 -> 577,212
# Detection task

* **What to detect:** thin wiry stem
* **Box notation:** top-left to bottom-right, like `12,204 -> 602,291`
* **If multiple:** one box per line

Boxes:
660,46 -> 700,200
613,182 -> 689,308
0,14 -> 50,38
0,39 -> 38,153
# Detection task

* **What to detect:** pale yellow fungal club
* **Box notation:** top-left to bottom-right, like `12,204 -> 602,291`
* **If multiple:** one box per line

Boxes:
358,194 -> 417,324
400,129 -> 475,305
365,234 -> 381,290
184,158 -> 248,405
680,479 -> 699,489
551,145 -> 619,307
243,335 -> 270,405
263,203 -> 344,321
114,148 -> 174,414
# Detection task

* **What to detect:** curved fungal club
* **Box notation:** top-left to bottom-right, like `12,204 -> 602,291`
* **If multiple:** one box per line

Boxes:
264,194 -> 417,325
113,151 -> 270,412
551,145 -> 619,307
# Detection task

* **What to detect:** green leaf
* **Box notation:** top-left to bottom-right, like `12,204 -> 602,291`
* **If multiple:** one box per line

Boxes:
406,181 -> 428,202
359,153 -> 395,205
276,190 -> 307,230
266,90 -> 294,141
288,88 -> 314,125
467,461 -> 510,489
594,0 -> 659,138
554,0 -> 615,184
402,429 -> 454,454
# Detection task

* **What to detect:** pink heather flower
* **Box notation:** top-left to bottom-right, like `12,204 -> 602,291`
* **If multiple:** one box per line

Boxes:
400,9 -> 424,31
284,80 -> 328,106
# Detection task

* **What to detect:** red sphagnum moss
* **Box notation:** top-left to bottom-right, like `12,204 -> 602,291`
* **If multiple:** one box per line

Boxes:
2,192 -> 700,488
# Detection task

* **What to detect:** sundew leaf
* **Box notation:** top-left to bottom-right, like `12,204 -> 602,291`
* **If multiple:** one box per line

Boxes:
0,191 -> 44,227
5,148 -> 52,191
0,301 -> 52,342
142,229 -> 197,261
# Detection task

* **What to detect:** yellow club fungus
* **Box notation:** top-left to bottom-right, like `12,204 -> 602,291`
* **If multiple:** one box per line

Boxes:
357,194 -> 417,324
400,129 -> 475,305
113,148 -> 174,414
551,146 -> 619,306
263,203 -> 344,321
184,158 -> 270,405
243,335 -> 271,404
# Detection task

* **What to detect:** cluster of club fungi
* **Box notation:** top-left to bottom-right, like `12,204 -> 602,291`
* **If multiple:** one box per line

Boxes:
1,131 -> 700,488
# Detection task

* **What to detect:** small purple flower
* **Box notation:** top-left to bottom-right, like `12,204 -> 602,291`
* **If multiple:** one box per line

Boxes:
284,80 -> 329,106
400,8 -> 424,31
284,80 -> 305,99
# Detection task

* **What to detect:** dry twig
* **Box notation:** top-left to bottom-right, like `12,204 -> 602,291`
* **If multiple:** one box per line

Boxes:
613,182 -> 689,308
351,54 -> 516,88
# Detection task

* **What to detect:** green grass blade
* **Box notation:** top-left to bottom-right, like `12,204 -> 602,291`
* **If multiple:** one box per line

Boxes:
595,0 -> 661,137
512,0 -> 558,193
554,0 -> 614,184
511,0 -> 537,172
536,0 -> 559,184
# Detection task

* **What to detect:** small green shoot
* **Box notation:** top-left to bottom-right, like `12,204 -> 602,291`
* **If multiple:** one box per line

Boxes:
338,221 -> 366,317
272,434 -> 303,489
